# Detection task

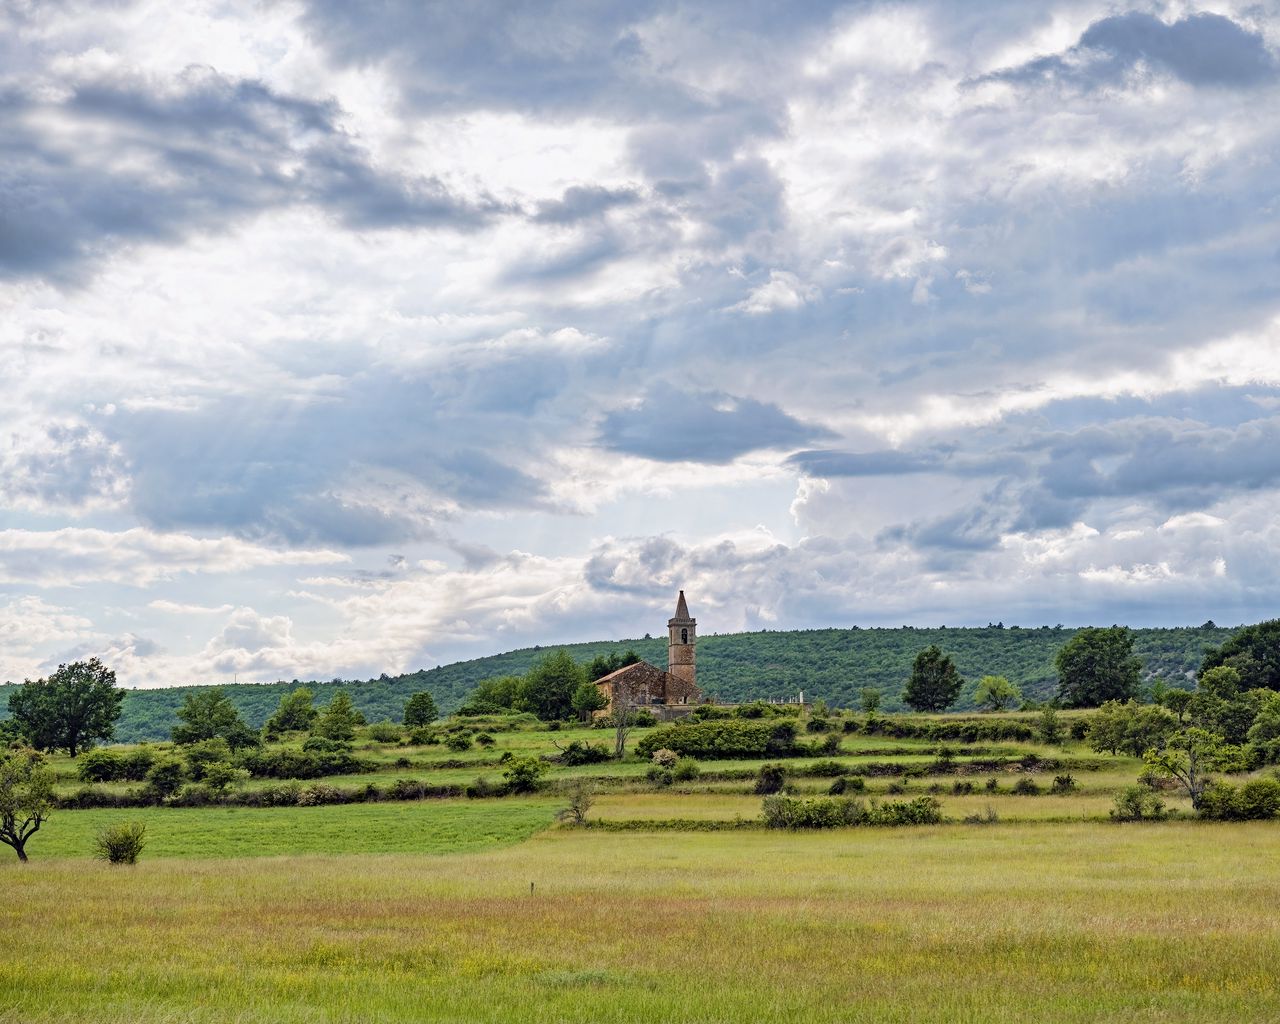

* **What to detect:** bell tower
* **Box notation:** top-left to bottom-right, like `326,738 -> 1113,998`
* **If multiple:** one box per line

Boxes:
667,590 -> 696,688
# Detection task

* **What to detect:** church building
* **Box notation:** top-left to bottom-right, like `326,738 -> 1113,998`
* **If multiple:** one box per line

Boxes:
594,590 -> 703,719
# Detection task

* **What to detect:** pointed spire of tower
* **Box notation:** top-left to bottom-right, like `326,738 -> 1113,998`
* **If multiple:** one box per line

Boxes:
673,589 -> 690,622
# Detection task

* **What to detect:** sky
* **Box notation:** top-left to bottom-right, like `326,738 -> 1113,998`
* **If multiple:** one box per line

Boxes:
3,0 -> 1280,688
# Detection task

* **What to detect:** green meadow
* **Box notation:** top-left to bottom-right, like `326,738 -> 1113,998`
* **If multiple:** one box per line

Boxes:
6,705 -> 1280,1023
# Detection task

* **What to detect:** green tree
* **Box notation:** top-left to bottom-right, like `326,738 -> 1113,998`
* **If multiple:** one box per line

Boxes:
973,675 -> 1021,712
144,757 -> 186,800
1055,627 -> 1142,707
0,748 -> 55,862
464,675 -> 522,712
172,688 -> 257,749
1037,707 -> 1063,745
6,658 -> 124,757
502,755 -> 549,793
1086,700 -> 1177,757
903,646 -> 963,713
516,650 -> 585,721
585,649 -> 641,682
264,688 -> 317,734
1160,688 -> 1194,723
314,692 -> 362,742
1247,691 -> 1280,763
1143,727 -> 1248,810
859,687 -> 881,714
1200,619 -> 1280,691
571,680 -> 608,722
403,691 -> 439,727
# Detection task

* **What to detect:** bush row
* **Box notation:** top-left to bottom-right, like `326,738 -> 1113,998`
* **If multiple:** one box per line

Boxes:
761,795 -> 944,829
635,720 -> 842,760
851,717 -> 1038,742
54,776 -> 519,810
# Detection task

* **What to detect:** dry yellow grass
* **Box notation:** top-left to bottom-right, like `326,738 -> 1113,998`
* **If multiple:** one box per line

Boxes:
3,821 -> 1279,1022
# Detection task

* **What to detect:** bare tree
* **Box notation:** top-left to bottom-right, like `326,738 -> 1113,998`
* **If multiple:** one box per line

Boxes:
613,680 -> 640,759
557,780 -> 595,826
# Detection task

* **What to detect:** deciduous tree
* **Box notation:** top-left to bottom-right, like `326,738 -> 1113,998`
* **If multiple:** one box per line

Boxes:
903,646 -> 963,713
1055,627 -> 1142,707
264,688 -> 317,734
973,675 -> 1020,712
7,658 -> 124,757
0,748 -> 55,862
403,691 -> 439,727
172,688 -> 258,749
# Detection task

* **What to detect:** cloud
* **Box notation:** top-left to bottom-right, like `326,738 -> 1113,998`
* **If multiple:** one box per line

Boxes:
978,12 -> 1278,91
0,528 -> 346,586
729,270 -> 820,315
599,388 -> 837,464
0,66 -> 510,281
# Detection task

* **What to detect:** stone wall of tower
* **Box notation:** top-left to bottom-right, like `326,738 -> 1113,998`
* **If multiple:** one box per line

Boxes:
668,615 -> 696,688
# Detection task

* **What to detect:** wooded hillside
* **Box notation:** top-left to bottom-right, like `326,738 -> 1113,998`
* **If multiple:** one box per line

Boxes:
1,623 -> 1236,742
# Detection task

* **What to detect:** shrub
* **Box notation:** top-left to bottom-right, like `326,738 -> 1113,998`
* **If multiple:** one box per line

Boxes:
503,756 -> 548,793
367,722 -> 402,743
951,780 -> 974,795
1198,778 -> 1280,820
1069,720 -> 1090,741
1050,774 -> 1077,794
556,741 -> 610,766
144,757 -> 186,800
465,776 -> 503,799
239,748 -> 366,780
754,763 -> 786,795
672,757 -> 700,782
650,748 -> 679,769
475,733 -> 496,748
93,822 -> 147,865
121,747 -> 155,782
806,718 -> 829,733
805,760 -> 848,778
182,738 -> 232,781
828,776 -> 866,795
302,736 -> 349,754
762,795 -> 941,829
1012,778 -> 1041,796
637,720 -> 799,760
985,777 -> 1000,792
557,781 -> 595,826
962,806 -> 1000,825
297,784 -> 344,807
77,749 -> 124,783
201,761 -> 250,794
885,780 -> 908,795
445,733 -> 473,752
1110,785 -> 1168,821
647,765 -> 674,787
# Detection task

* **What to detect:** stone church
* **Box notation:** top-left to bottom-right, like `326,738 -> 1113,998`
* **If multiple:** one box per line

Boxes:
594,591 -> 703,720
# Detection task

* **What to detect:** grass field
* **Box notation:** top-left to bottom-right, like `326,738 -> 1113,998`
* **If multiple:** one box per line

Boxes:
14,799 -> 559,859
3,822 -> 1279,1023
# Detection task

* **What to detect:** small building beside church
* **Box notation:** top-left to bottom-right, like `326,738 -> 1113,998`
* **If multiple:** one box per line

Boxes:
594,590 -> 703,720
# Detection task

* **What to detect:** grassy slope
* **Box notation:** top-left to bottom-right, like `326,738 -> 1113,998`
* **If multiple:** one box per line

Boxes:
3,822 -> 1279,1023
1,623 -> 1237,742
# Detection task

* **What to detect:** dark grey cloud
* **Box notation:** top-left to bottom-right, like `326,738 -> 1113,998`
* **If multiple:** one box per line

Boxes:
0,69 -> 508,281
599,388 -> 836,464
979,12 -> 1278,90
532,185 -> 642,225
787,449 -> 947,476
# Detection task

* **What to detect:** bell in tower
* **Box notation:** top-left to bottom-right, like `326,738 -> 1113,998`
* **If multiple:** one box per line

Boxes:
667,590 -> 697,689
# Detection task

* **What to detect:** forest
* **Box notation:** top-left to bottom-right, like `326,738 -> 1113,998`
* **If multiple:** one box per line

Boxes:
0,622 -> 1238,743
